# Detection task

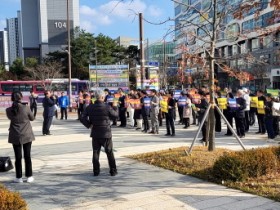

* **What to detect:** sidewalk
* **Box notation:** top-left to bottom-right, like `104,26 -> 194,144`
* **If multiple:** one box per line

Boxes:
0,114 -> 279,210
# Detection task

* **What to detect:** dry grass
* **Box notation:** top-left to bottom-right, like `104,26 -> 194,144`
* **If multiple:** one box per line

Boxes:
129,146 -> 280,202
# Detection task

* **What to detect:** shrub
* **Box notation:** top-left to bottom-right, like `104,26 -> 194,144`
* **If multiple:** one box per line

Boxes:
212,147 -> 279,182
0,184 -> 27,210
212,153 -> 246,181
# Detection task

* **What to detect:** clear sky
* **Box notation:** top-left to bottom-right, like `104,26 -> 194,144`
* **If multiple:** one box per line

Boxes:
0,0 -> 175,43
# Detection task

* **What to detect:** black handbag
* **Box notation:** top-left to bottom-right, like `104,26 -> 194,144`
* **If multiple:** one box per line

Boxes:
0,157 -> 14,172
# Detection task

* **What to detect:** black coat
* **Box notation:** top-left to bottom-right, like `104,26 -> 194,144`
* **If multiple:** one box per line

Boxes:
6,103 -> 35,145
235,97 -> 246,118
196,99 -> 209,122
42,97 -> 55,118
80,100 -> 118,139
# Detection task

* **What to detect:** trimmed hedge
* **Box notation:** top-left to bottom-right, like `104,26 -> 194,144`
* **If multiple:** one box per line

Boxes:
212,147 -> 280,182
0,184 -> 27,210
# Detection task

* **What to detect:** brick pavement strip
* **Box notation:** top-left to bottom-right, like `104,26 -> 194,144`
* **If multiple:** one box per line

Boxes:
0,115 -> 280,210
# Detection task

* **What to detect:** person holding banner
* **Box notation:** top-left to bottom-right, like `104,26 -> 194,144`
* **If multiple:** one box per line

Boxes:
235,90 -> 246,138
76,91 -> 84,120
165,91 -> 176,136
149,89 -> 160,134
272,97 -> 280,140
265,94 -> 275,140
140,90 -> 150,133
127,90 -> 137,127
243,88 -> 251,132
177,91 -> 187,125
256,90 -> 266,134
133,92 -> 143,130
118,89 -> 127,127
224,92 -> 235,136
183,94 -> 192,129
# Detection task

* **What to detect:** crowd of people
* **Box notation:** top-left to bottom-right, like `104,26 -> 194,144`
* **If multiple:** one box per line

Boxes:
5,86 -> 280,182
75,87 -> 280,143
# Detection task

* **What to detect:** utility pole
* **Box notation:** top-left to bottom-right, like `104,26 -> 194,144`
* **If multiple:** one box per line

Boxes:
67,0 -> 72,107
95,39 -> 98,89
163,40 -> 166,89
139,13 -> 145,89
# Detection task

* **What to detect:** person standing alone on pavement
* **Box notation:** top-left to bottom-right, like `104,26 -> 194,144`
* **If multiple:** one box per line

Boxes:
6,91 -> 35,183
42,90 -> 55,135
58,92 -> 69,120
80,90 -> 119,176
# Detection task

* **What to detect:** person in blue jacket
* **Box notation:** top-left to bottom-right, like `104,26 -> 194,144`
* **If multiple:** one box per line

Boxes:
58,92 -> 69,120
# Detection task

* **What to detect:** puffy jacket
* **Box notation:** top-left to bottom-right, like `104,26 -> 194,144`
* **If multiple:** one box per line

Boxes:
58,96 -> 69,108
80,100 -> 118,139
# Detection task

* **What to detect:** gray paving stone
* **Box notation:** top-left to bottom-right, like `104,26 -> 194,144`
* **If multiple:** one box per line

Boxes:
0,114 -> 279,210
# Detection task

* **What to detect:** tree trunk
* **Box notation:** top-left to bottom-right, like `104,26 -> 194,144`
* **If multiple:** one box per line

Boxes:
208,0 -> 217,152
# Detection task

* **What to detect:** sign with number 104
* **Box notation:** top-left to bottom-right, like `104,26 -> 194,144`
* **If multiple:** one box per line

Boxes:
54,21 -> 67,29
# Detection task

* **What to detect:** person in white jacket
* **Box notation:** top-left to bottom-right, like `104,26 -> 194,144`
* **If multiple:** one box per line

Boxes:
243,88 -> 251,132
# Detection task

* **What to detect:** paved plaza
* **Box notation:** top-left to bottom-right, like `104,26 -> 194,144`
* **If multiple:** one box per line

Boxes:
0,109 -> 280,210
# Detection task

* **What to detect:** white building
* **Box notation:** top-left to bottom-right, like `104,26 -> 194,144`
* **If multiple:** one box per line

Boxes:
0,30 -> 9,70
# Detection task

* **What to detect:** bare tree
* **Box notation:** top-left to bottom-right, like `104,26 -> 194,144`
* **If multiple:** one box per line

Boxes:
116,0 -> 279,151
25,61 -> 65,89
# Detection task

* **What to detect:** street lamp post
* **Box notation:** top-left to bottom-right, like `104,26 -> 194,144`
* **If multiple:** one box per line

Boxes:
67,0 -> 72,107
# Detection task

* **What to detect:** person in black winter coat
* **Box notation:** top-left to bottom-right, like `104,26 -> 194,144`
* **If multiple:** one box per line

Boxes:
140,90 -> 150,133
196,91 -> 209,142
165,91 -> 176,136
42,91 -> 55,135
235,90 -> 246,138
265,94 -> 275,140
80,90 -> 119,176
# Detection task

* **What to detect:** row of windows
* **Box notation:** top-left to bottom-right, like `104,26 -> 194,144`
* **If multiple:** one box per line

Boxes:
176,0 -> 268,23
0,84 -> 82,92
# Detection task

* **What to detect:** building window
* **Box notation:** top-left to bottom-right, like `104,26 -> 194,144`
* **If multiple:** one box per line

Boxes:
251,38 -> 260,51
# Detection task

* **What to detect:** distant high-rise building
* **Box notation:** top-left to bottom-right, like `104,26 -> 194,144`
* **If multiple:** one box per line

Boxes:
21,0 -> 80,60
116,36 -> 137,48
6,14 -> 21,65
0,30 -> 9,70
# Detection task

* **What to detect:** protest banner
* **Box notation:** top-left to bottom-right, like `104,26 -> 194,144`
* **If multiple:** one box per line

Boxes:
250,97 -> 258,108
272,102 -> 280,116
257,100 -> 265,114
228,98 -> 237,108
267,89 -> 279,97
217,98 -> 227,110
192,94 -> 201,104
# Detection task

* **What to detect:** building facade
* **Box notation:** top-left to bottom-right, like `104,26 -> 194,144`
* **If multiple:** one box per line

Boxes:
0,30 -> 9,70
6,14 -> 21,65
115,36 -> 137,48
21,0 -> 80,61
144,41 -> 176,88
174,0 -> 280,90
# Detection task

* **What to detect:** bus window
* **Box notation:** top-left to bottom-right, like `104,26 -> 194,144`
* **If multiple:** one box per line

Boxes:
2,84 -> 13,92
20,84 -> 32,92
36,84 -> 45,92
12,85 -> 20,92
